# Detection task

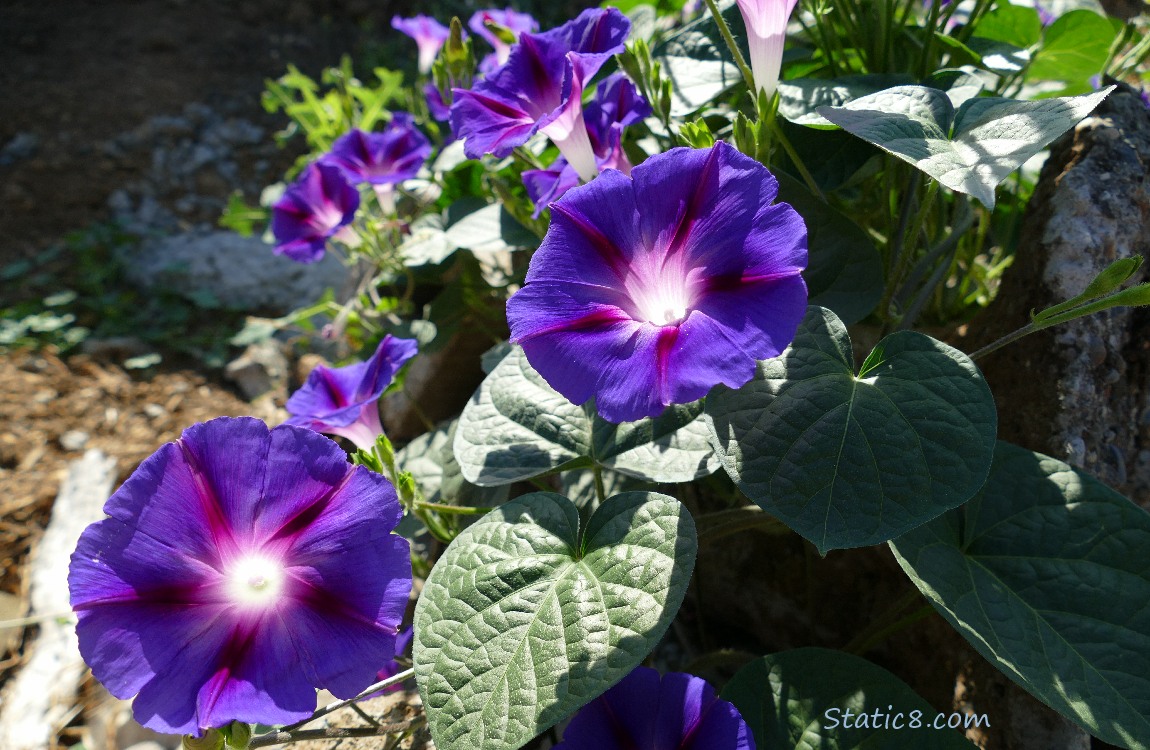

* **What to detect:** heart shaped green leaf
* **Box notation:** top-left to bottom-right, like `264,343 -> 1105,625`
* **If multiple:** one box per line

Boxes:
722,648 -> 978,749
454,346 -> 720,486
414,491 -> 697,750
817,85 -> 1113,207
1027,10 -> 1121,91
705,306 -> 997,553
890,442 -> 1150,749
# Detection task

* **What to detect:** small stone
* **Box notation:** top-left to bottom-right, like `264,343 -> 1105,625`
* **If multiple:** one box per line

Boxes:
1064,436 -> 1087,468
143,403 -> 166,419
59,430 -> 90,452
1085,334 -> 1106,368
0,133 -> 40,166
225,341 -> 290,401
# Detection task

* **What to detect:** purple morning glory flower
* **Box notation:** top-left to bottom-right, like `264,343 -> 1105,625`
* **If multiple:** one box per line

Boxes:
374,625 -> 414,695
523,73 -> 651,215
320,116 -> 431,188
271,162 -> 360,264
556,666 -> 756,750
391,15 -> 452,75
735,0 -> 800,99
451,7 -> 631,182
506,142 -> 808,423
425,82 -> 452,122
67,417 -> 412,735
286,335 -> 419,451
468,7 -> 539,66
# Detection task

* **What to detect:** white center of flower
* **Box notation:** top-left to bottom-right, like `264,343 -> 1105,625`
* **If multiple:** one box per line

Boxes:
637,286 -> 692,326
227,555 -> 284,608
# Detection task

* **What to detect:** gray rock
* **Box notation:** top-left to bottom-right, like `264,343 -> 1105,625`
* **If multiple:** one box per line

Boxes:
119,230 -> 354,314
225,340 -> 290,401
0,132 -> 40,166
974,86 -> 1150,505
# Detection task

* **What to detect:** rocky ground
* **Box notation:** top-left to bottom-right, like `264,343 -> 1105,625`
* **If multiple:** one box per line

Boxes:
0,1 -> 435,747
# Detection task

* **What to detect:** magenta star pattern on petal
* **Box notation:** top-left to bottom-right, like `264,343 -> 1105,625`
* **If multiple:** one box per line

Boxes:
450,7 -> 631,181
270,162 -> 360,264
68,417 -> 412,735
320,116 -> 431,187
555,666 -> 756,750
507,142 -> 808,423
285,335 -> 419,451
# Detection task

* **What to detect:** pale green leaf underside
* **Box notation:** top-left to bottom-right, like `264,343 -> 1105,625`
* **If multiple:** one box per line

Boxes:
722,648 -> 977,749
891,442 -> 1150,749
414,491 -> 697,750
705,306 -> 996,553
454,346 -> 720,486
818,85 -> 1113,207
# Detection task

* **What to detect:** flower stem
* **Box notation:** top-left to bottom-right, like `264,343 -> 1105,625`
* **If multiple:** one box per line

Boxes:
415,500 -> 492,515
967,322 -> 1039,361
842,588 -> 926,655
275,668 -> 416,733
702,0 -> 756,92
593,465 -> 607,507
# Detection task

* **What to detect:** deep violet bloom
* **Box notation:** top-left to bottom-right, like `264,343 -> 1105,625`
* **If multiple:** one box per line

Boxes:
556,666 -> 755,750
391,15 -> 452,75
735,0 -> 800,99
523,73 -> 651,215
286,335 -> 419,451
425,82 -> 452,122
374,626 -> 414,694
320,116 -> 431,187
506,142 -> 808,423
468,7 -> 539,66
67,417 -> 412,735
451,7 -> 631,182
271,162 -> 360,263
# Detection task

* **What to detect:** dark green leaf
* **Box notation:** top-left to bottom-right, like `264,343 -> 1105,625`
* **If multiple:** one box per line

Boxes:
722,648 -> 978,748
891,442 -> 1150,749
705,306 -> 997,552
776,173 -> 883,324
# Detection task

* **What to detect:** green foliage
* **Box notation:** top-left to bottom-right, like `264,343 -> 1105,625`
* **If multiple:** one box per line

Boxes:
454,346 -> 720,486
891,442 -> 1150,749
1027,10 -> 1124,94
775,172 -> 884,324
262,56 -> 405,161
817,85 -> 1115,207
722,649 -> 978,749
0,225 -> 245,367
706,306 -> 997,553
414,491 -> 697,750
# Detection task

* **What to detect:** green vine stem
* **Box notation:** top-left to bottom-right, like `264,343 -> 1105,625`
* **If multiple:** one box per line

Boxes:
702,0 -> 756,92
